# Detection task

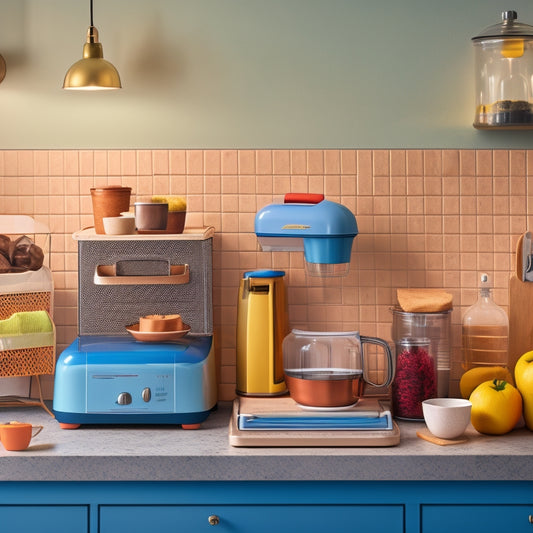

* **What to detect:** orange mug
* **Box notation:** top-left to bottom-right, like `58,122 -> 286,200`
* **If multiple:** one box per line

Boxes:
0,422 -> 43,451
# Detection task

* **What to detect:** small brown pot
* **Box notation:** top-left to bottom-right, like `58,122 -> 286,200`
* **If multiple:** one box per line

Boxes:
91,186 -> 132,234
165,211 -> 186,234
134,202 -> 168,231
139,314 -> 183,332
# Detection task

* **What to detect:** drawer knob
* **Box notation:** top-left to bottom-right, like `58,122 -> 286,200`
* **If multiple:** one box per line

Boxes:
208,515 -> 220,526
529,515 -> 533,524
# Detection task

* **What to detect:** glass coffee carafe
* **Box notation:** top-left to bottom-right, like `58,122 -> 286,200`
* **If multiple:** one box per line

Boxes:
282,330 -> 394,408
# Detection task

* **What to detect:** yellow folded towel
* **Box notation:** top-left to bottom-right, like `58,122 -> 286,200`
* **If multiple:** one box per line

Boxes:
397,289 -> 453,313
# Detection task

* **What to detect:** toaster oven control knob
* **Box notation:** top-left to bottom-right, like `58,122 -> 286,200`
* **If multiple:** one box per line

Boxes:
117,392 -> 132,405
142,387 -> 151,402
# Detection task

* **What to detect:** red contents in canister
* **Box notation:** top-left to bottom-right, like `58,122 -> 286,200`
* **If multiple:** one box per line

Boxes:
392,339 -> 437,420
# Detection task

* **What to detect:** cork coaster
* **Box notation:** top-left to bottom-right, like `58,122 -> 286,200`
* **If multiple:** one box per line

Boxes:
416,428 -> 468,446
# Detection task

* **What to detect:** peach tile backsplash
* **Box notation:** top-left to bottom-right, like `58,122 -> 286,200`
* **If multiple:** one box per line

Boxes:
1,149 -> 531,401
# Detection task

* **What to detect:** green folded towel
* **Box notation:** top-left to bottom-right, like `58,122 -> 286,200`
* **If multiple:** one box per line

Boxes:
0,311 -> 53,337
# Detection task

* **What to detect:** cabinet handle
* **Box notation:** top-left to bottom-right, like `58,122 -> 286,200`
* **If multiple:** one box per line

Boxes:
529,515 -> 533,524
208,515 -> 220,526
94,263 -> 190,285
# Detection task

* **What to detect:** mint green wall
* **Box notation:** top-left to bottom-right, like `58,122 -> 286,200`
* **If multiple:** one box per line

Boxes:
1,0 -> 533,149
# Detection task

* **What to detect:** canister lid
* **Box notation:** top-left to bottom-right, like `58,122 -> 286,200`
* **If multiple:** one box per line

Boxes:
472,10 -> 533,40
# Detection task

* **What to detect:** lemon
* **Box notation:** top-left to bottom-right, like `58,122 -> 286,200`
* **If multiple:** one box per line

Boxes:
459,366 -> 513,399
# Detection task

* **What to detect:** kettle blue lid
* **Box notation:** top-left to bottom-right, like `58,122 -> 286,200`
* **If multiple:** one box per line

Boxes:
244,269 -> 285,279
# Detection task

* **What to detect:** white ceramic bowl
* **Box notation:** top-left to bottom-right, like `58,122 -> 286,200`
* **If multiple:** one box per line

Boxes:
422,398 -> 472,439
103,216 -> 136,235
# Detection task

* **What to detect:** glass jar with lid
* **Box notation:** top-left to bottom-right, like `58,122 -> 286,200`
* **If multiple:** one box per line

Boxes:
390,306 -> 451,398
472,11 -> 533,129
392,337 -> 437,420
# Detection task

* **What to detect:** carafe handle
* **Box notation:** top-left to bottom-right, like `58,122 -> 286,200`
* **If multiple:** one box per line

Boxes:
359,335 -> 394,388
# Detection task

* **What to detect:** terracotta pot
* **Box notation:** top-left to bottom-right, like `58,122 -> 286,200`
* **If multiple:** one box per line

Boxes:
91,186 -> 132,234
165,211 -> 186,234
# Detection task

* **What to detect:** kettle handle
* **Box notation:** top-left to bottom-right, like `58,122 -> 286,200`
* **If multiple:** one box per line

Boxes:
359,335 -> 394,388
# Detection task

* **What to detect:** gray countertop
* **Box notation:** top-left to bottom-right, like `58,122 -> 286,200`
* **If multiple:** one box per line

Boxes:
1,402 -> 533,482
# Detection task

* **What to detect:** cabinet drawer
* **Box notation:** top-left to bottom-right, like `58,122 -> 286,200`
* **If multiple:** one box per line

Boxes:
0,505 -> 88,533
100,504 -> 404,533
422,504 -> 533,533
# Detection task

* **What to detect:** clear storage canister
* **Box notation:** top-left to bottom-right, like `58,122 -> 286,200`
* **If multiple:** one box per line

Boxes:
391,306 -> 451,398
472,11 -> 533,129
392,337 -> 436,420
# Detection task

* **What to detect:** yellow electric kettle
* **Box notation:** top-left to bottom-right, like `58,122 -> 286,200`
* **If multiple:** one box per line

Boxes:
236,270 -> 289,396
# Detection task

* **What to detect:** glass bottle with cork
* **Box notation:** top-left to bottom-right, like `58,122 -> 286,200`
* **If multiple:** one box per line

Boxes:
462,273 -> 509,370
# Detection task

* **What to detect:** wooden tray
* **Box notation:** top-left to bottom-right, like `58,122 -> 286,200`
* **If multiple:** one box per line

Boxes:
229,396 -> 400,447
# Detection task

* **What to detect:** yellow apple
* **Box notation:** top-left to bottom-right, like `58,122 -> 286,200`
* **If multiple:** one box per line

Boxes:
514,350 -> 533,430
470,379 -> 522,435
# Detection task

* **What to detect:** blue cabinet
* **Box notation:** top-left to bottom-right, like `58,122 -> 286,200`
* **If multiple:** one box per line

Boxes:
100,504 -> 403,533
422,505 -> 533,533
0,505 -> 88,533
0,481 -> 532,533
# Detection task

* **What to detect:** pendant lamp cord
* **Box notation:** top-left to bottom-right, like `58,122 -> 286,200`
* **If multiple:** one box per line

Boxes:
90,0 -> 94,27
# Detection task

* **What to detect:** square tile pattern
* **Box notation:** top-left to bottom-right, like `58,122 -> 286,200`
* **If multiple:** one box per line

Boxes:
0,149 -> 530,400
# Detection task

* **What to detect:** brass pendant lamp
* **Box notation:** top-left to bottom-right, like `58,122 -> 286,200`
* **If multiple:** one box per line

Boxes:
63,0 -> 121,90
0,54 -> 5,84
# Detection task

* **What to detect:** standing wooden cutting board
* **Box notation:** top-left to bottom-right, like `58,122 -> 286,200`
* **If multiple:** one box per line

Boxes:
509,233 -> 533,371
509,274 -> 533,372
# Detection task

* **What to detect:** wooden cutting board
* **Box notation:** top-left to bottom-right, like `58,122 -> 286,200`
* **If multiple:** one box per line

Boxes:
509,274 -> 533,371
509,234 -> 533,371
